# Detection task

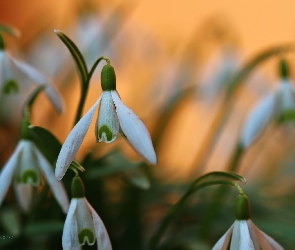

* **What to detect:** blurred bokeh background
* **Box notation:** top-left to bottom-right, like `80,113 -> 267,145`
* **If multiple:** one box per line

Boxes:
1,0 -> 295,249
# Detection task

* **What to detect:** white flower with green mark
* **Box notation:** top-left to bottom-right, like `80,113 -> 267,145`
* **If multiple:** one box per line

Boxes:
63,176 -> 112,250
0,49 -> 63,113
241,61 -> 295,148
55,63 -> 157,180
0,139 -> 69,213
213,194 -> 283,250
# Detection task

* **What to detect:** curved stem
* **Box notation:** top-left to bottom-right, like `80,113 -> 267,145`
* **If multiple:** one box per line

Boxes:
227,142 -> 245,173
0,34 -> 4,50
88,56 -> 110,81
147,179 -> 243,250
73,56 -> 110,126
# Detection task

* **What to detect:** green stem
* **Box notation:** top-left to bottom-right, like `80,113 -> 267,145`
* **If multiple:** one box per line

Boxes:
0,34 -> 4,50
73,56 -> 110,126
191,97 -> 232,175
227,142 -> 245,172
147,180 -> 243,250
198,144 -> 245,239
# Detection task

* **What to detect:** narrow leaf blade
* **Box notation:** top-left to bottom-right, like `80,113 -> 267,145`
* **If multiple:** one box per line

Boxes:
54,30 -> 88,85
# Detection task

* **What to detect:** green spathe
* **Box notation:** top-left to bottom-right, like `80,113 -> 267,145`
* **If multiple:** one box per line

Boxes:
98,125 -> 114,142
277,109 -> 295,124
78,228 -> 95,245
71,176 -> 85,198
235,193 -> 251,220
101,64 -> 116,91
279,59 -> 289,79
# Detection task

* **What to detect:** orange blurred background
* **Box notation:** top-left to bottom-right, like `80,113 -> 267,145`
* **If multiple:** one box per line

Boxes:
1,0 -> 295,182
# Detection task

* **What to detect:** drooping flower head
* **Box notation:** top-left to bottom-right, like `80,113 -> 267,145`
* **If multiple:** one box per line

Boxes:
0,86 -> 67,212
62,176 -> 112,250
55,62 -> 157,180
240,59 -> 295,148
212,194 -> 283,249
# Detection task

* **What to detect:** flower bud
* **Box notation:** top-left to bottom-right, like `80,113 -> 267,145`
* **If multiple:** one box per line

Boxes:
279,59 -> 289,79
235,193 -> 251,220
101,64 -> 116,91
71,176 -> 85,198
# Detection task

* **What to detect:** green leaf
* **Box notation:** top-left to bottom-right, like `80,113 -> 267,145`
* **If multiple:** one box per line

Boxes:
0,23 -> 20,37
54,30 -> 88,86
191,171 -> 246,190
28,125 -> 61,165
226,43 -> 295,96
122,168 -> 150,190
23,221 -> 64,236
0,206 -> 21,236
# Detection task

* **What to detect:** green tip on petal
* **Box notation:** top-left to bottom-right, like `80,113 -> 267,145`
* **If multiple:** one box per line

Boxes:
277,109 -> 295,124
101,64 -> 116,91
98,125 -> 114,142
71,176 -> 85,198
235,194 -> 251,220
78,228 -> 95,245
2,79 -> 19,95
279,59 -> 289,79
21,170 -> 39,185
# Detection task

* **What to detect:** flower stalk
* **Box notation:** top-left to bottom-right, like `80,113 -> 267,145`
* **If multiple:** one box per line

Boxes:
147,172 -> 245,250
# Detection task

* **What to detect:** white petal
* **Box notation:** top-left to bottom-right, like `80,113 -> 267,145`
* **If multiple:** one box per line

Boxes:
250,221 -> 284,250
96,91 -> 119,143
55,96 -> 101,180
240,93 -> 276,148
230,220 -> 255,250
43,85 -> 64,114
111,91 -> 157,164
277,80 -> 295,112
18,140 -> 41,186
62,199 -> 80,250
75,198 -> 96,245
212,223 -> 234,250
246,220 -> 260,249
9,55 -> 63,113
34,144 -> 69,213
0,141 -> 24,206
0,51 -> 14,84
85,199 -> 112,250
10,55 -> 48,84
13,183 -> 32,212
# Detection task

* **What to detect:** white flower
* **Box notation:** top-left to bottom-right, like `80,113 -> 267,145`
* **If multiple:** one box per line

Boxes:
55,64 -> 157,180
212,219 -> 284,250
240,79 -> 295,148
63,197 -> 112,250
198,46 -> 241,100
0,49 -> 63,113
63,176 -> 112,250
0,140 -> 69,213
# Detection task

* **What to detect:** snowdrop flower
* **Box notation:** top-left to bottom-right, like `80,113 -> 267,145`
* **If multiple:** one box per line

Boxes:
63,176 -> 112,250
55,63 -> 157,180
213,194 -> 283,250
0,49 -> 63,113
198,45 -> 241,100
240,60 -> 295,148
0,139 -> 69,213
